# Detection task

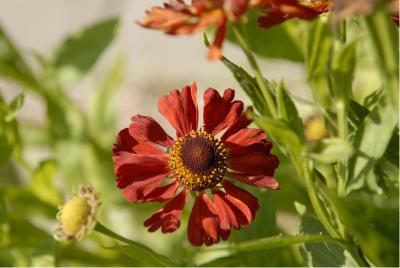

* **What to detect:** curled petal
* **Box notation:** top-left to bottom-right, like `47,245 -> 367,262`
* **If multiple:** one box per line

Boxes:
129,115 -> 174,148
188,193 -> 226,246
213,180 -> 259,231
221,107 -> 253,140
158,83 -> 198,137
124,179 -> 179,203
144,189 -> 188,232
203,88 -> 244,135
222,180 -> 259,216
224,128 -> 267,149
113,128 -> 166,156
228,172 -> 280,189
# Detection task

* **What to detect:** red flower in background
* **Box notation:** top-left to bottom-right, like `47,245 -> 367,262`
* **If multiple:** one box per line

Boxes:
140,0 -> 250,60
112,83 -> 279,246
255,0 -> 332,28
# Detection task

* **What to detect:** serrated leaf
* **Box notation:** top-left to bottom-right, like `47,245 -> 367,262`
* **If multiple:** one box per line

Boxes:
53,18 -> 119,76
108,244 -> 177,267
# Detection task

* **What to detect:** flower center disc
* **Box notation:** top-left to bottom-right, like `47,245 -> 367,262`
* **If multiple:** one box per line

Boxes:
169,130 -> 227,191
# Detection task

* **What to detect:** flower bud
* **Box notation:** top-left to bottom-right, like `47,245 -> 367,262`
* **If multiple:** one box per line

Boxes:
305,115 -> 329,141
54,185 -> 101,241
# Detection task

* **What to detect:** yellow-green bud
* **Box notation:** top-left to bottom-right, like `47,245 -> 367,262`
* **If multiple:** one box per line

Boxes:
54,185 -> 100,241
305,116 -> 329,141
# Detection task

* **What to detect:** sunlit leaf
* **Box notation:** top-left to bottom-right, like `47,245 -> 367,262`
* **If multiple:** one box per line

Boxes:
309,138 -> 354,164
348,95 -> 398,192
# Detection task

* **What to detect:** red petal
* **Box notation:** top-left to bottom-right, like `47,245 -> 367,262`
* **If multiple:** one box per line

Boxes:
222,180 -> 259,217
188,193 -> 223,246
123,179 -> 179,203
113,152 -> 169,180
158,83 -> 198,137
144,189 -> 188,233
129,115 -> 174,148
228,172 -> 280,189
113,128 -> 166,156
203,88 -> 244,136
228,142 -> 279,176
224,128 -> 266,149
221,107 -> 253,140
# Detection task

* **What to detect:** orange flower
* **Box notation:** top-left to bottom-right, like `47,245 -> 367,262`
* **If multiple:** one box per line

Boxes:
140,0 -> 250,60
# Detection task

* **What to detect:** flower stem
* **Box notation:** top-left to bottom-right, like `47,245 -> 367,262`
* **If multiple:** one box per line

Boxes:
232,23 -> 277,118
94,222 -> 137,245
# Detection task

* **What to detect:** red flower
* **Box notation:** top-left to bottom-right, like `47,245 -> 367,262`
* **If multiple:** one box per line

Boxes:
112,83 -> 279,246
256,0 -> 332,28
140,0 -> 250,60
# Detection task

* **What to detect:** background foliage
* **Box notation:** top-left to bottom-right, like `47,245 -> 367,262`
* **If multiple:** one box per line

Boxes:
0,2 -> 398,267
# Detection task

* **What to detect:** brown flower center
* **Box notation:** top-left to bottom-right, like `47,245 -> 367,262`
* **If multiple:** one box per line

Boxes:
169,130 -> 227,191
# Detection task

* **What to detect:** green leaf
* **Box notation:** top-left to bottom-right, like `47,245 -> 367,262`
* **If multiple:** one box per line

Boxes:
329,192 -> 399,267
53,18 -> 119,77
0,25 -> 38,89
108,244 -> 178,267
348,95 -> 398,192
295,201 -> 353,267
253,116 -> 304,159
362,9 -> 399,108
305,18 -> 333,107
5,91 -> 25,122
276,82 -> 305,140
227,10 -> 303,61
219,55 -> 267,114
332,41 -> 357,100
309,138 -> 354,164
29,160 -> 62,206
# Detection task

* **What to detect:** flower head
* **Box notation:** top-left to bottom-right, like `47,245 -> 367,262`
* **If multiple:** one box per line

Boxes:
54,185 -> 101,241
140,0 -> 250,60
112,83 -> 279,246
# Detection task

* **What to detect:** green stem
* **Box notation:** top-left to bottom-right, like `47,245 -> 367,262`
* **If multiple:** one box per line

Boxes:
94,222 -> 137,245
232,23 -> 277,118
302,160 -> 341,238
234,234 -> 351,251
